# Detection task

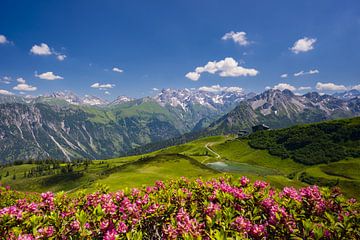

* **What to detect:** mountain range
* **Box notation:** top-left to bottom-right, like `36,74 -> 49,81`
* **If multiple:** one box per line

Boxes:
0,88 -> 359,163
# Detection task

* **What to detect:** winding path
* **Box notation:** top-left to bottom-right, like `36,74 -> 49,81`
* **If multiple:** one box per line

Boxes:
205,143 -> 221,159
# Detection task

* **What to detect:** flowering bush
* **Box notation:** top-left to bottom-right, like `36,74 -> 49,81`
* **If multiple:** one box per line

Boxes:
0,176 -> 359,239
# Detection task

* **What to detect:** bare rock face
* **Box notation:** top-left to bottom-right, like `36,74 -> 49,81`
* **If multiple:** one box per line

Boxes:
0,89 -> 359,163
206,89 -> 360,134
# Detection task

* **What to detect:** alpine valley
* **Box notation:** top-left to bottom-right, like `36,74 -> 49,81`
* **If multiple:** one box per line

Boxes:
0,88 -> 359,163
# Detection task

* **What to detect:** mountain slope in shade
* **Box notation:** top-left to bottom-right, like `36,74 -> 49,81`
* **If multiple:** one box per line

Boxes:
1,88 -> 359,162
0,101 -> 182,163
0,87 -> 248,163
206,89 -> 360,134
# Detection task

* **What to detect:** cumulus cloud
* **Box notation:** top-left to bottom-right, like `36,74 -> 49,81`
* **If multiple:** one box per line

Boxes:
112,67 -> 123,73
30,43 -> 66,61
0,34 -> 9,44
273,83 -> 296,91
298,86 -> 312,91
56,54 -> 66,61
104,91 -> 111,95
198,85 -> 243,93
16,78 -> 26,83
185,72 -> 201,81
222,31 -> 250,46
294,69 -> 319,77
352,85 -> 360,91
91,83 -> 115,90
186,57 -> 258,81
280,73 -> 288,78
0,89 -> 14,95
316,82 -> 347,91
13,83 -> 37,91
290,37 -> 316,54
30,43 -> 52,55
152,88 -> 159,91
35,71 -> 63,80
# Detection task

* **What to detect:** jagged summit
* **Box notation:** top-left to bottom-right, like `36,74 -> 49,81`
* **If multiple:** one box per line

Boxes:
333,89 -> 360,100
110,96 -> 135,105
153,87 -> 246,111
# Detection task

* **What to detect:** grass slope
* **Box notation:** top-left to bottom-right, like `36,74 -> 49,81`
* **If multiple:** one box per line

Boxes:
0,119 -> 359,198
92,154 -> 219,192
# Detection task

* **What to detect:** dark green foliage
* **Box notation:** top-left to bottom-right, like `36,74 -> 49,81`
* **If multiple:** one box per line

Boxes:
299,172 -> 339,187
248,117 -> 360,165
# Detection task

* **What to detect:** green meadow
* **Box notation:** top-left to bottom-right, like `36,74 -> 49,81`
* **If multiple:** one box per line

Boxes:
0,134 -> 359,198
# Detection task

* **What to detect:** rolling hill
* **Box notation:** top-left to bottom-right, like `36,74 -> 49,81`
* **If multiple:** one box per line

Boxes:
1,117 -> 359,198
0,88 -> 359,164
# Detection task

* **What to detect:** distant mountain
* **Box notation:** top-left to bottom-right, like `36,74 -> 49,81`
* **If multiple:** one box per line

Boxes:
0,99 -> 183,163
110,96 -> 135,105
43,91 -> 109,106
46,91 -> 83,105
82,95 -> 107,106
153,88 -> 246,111
206,89 -> 360,134
1,88 -> 359,162
127,89 -> 360,156
152,88 -> 248,131
332,89 -> 360,100
0,87 -> 248,163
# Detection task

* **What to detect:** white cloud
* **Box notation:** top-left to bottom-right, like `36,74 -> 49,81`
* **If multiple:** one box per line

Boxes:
316,82 -> 347,91
298,86 -> 312,91
0,89 -> 14,95
185,72 -> 201,81
104,91 -> 111,95
186,57 -> 258,81
91,83 -> 115,90
30,43 -> 66,61
308,69 -> 319,74
294,71 -> 304,77
0,35 -> 8,44
280,73 -> 288,78
57,54 -> 66,61
273,83 -> 296,91
13,83 -> 37,91
198,85 -> 243,93
16,78 -> 26,83
30,43 -> 52,55
290,37 -> 316,54
265,86 -> 271,90
152,87 -> 159,91
112,67 -> 123,73
1,76 -> 12,84
352,85 -> 360,91
294,69 -> 319,77
225,86 -> 244,93
35,71 -> 63,80
222,31 -> 250,46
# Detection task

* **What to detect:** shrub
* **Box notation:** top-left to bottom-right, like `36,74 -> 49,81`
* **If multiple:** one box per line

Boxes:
0,176 -> 359,239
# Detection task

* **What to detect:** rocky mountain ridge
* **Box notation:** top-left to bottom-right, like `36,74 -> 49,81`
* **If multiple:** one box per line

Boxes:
0,88 -> 359,163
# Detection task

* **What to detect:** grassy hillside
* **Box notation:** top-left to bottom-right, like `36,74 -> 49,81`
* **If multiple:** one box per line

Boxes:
0,118 -> 359,198
248,117 -> 360,165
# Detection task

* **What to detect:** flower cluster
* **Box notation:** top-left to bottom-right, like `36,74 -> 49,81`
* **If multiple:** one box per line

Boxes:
0,176 -> 359,239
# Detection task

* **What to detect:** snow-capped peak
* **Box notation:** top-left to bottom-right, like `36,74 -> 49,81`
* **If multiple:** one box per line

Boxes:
153,86 -> 246,111
83,95 -> 108,106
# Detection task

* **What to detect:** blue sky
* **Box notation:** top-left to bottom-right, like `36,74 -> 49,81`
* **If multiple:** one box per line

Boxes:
0,0 -> 359,98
